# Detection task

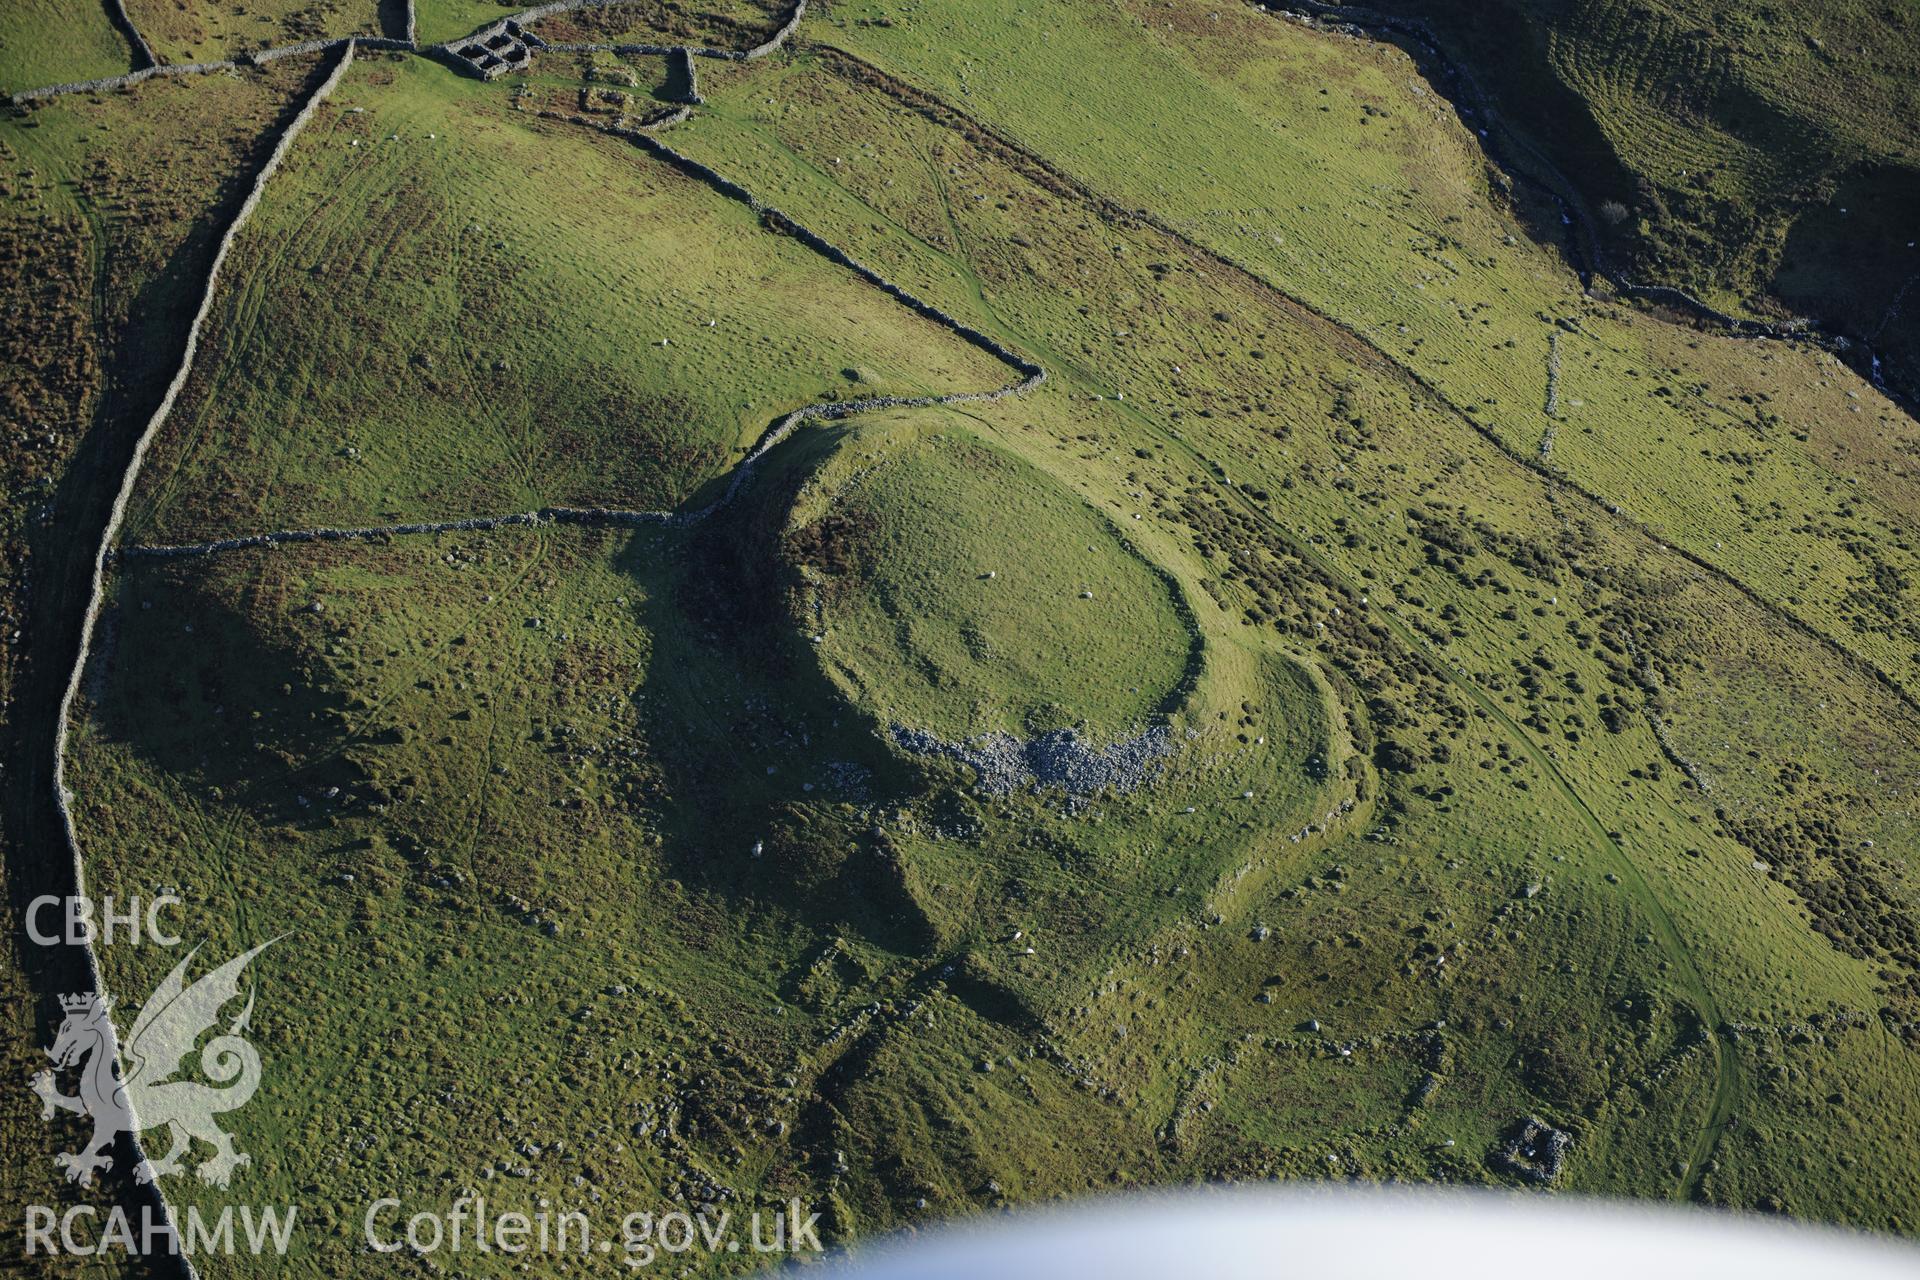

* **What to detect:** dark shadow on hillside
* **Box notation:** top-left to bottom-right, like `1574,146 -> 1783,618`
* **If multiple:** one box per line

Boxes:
1298,0 -> 1640,280
83,563 -> 363,831
613,436 -> 941,958
0,63 -> 337,1274
1776,163 -> 1920,406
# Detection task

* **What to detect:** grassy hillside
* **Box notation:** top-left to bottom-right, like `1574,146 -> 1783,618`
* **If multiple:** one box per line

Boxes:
123,54 -> 1010,545
811,0 -> 1920,704
524,0 -> 790,49
791,422 -> 1197,739
0,55 -> 335,1273
122,0 -> 376,64
73,457 -> 1332,1272
6,0 -> 1919,1271
1312,0 -> 1920,398
0,0 -> 132,93
678,23 -> 1920,1224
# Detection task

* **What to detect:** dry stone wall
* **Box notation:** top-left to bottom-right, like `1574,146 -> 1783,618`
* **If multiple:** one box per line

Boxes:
10,36 -> 410,103
518,0 -> 805,61
119,91 -> 1043,564
46,45 -> 357,1280
105,0 -> 158,70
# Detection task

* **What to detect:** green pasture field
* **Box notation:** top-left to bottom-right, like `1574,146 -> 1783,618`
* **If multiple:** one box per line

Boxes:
790,420 -> 1197,740
122,53 -> 1011,546
122,0 -> 374,65
2,0 -> 1916,1269
0,0 -> 132,93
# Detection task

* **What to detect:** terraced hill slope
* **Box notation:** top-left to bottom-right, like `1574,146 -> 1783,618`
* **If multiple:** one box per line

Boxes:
3,0 -> 1919,1274
1287,0 -> 1920,401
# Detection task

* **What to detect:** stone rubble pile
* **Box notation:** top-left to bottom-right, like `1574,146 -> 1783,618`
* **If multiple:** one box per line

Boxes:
890,723 -> 1175,796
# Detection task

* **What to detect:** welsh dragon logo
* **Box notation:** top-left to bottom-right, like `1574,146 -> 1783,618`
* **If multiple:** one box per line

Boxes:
31,941 -> 275,1189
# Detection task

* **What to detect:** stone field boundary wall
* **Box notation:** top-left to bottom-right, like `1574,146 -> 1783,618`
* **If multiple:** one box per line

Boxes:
44,44 -> 358,1280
